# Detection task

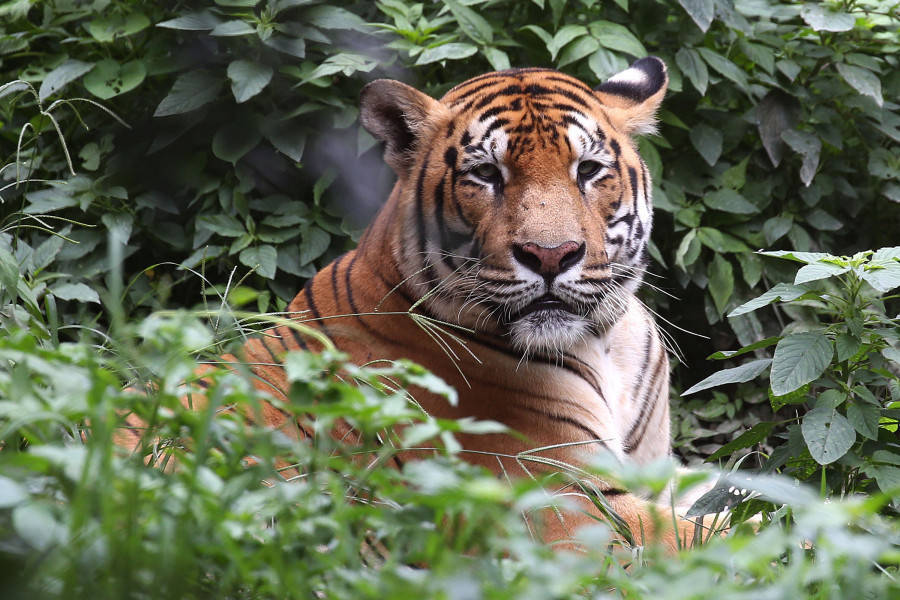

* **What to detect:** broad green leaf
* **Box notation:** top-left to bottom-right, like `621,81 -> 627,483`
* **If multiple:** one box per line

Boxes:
299,226 -> 330,265
154,70 -> 223,117
883,346 -> 900,364
781,129 -> 821,187
847,401 -> 880,440
721,156 -> 748,190
262,119 -> 306,162
736,252 -> 763,288
836,63 -> 883,107
703,188 -> 758,214
757,250 -> 830,264
806,208 -> 842,231
756,90 -> 799,167
558,36 -> 599,68
87,13 -> 150,42
547,25 -> 587,60
770,332 -> 833,396
674,229 -> 700,270
50,282 -> 100,304
763,215 -> 793,245
212,120 -> 262,164
156,11 -> 222,30
689,123 -> 722,166
696,227 -> 749,253
706,422 -> 776,461
39,60 -> 95,100
801,404 -> 855,465
588,48 -> 628,81
769,383 -> 809,412
800,4 -> 855,32
677,0 -> 714,32
239,245 -> 277,279
227,60 -> 273,103
861,247 -> 900,292
303,5 -> 367,30
0,247 -> 19,300
13,504 -> 65,552
196,214 -> 246,237
708,254 -> 734,314
263,35 -> 306,58
519,24 -> 552,47
676,48 -> 707,95
835,333 -> 861,362
870,466 -> 900,494
682,358 -> 772,396
697,47 -> 749,91
483,47 -> 510,71
444,0 -> 493,44
707,336 -> 780,360
216,0 -> 259,6
211,20 -> 256,36
0,476 -> 28,508
83,59 -> 146,100
415,43 -> 478,65
794,261 -> 850,285
588,21 -> 646,58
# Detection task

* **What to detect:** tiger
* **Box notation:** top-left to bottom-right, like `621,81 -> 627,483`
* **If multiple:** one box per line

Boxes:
126,56 -> 703,551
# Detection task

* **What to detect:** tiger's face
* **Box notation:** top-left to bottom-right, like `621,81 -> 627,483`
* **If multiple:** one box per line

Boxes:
360,58 -> 668,355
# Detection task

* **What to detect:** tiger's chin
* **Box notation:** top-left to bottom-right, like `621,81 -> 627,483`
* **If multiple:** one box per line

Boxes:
507,310 -> 592,356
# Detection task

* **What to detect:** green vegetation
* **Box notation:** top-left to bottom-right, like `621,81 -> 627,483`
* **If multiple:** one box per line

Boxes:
1,0 -> 898,598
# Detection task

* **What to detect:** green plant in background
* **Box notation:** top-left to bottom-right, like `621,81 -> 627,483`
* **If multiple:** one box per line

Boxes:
685,248 -> 900,501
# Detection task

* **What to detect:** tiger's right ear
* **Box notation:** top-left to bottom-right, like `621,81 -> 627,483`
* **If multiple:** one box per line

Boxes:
359,80 -> 447,175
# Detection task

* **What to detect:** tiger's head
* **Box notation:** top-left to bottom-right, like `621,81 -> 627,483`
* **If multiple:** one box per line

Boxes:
359,58 -> 668,356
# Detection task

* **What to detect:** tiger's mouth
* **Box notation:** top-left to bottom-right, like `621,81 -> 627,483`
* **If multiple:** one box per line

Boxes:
509,294 -> 579,320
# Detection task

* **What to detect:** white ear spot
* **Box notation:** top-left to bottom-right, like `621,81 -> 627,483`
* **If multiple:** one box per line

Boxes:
606,67 -> 648,87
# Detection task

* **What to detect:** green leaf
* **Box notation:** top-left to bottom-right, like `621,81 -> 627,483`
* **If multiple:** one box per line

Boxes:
50,282 -> 100,304
682,358 -> 772,396
87,12 -> 150,42
82,59 -> 146,100
805,209 -> 842,231
444,0 -> 493,44
696,227 -> 750,253
546,25 -> 587,60
303,5 -> 367,31
558,36 -> 599,68
227,60 -> 273,103
706,422 -> 776,461
211,20 -> 256,36
781,129 -> 821,187
196,214 -> 246,238
801,404 -> 855,465
794,261 -> 850,285
770,332 -> 833,396
847,401 -> 880,440
836,63 -> 883,108
13,504 -> 65,552
861,247 -> 900,292
737,252 -> 763,288
677,0 -> 714,32
212,119 -> 262,164
835,333 -> 861,362
157,11 -> 222,30
883,346 -> 900,365
708,254 -> 734,314
675,48 -> 707,95
707,336 -> 780,360
483,47 -> 510,71
154,70 -> 223,117
39,60 -> 95,100
299,226 -> 330,265
415,43 -> 478,65
697,47 -> 749,91
770,383 -> 809,411
587,48 -> 628,81
689,123 -> 722,166
0,476 -> 28,508
800,4 -> 855,32
239,245 -> 277,279
588,21 -> 646,58
703,188 -> 758,214
756,90 -> 799,167
757,250 -> 830,264
262,119 -> 306,162
763,215 -> 793,246
263,35 -> 306,58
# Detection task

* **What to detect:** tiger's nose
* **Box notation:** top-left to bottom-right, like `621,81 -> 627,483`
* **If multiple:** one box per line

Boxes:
512,241 -> 585,276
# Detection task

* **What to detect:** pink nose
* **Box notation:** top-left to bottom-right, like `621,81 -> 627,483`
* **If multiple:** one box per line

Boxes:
513,241 -> 584,275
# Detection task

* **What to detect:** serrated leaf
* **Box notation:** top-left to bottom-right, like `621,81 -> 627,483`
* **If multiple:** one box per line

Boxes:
415,43 -> 478,65
196,214 -> 246,237
836,63 -> 883,108
682,358 -> 771,396
154,70 -> 223,117
800,4 -> 855,32
239,245 -> 277,279
83,59 -> 146,100
677,0 -> 714,32
50,282 -> 100,304
801,404 -> 855,465
675,48 -> 708,95
227,60 -> 273,103
770,332 -> 833,396
39,60 -> 95,100
689,123 -> 722,166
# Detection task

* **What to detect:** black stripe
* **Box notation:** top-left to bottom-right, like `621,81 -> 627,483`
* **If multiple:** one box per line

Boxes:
414,149 -> 438,287
512,402 -> 611,452
623,349 -> 667,452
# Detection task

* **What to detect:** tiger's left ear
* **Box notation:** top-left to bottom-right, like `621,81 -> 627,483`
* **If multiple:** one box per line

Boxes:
594,57 -> 668,136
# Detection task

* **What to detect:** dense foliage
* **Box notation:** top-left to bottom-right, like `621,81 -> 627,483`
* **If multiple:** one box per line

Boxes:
1,0 -> 899,598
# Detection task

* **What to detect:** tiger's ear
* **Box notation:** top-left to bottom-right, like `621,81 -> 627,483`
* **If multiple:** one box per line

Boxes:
594,57 -> 668,136
359,79 -> 447,175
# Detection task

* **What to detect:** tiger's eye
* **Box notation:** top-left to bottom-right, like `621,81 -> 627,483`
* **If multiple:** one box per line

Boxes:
472,163 -> 501,183
577,160 -> 602,178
